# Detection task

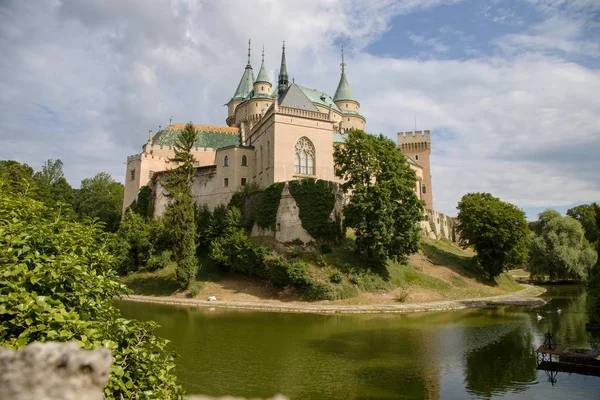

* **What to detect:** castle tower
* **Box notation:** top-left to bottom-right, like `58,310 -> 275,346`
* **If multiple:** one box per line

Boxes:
254,46 -> 272,96
333,46 -> 365,130
227,39 -> 255,126
277,42 -> 289,94
398,130 -> 433,209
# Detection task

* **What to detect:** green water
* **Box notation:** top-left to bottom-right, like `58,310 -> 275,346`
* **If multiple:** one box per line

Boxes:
117,286 -> 600,399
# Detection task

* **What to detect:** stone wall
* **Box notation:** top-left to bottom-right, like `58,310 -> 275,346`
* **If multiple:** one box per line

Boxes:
420,209 -> 455,241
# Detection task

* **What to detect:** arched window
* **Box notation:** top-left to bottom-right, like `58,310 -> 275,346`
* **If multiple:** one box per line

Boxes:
294,137 -> 315,175
241,155 -> 247,166
224,155 -> 229,167
422,184 -> 427,195
415,154 -> 419,161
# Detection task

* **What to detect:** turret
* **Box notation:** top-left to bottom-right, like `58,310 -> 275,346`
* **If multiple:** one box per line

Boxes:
398,130 -> 433,209
227,40 -> 255,126
254,46 -> 271,96
277,42 -> 289,94
333,46 -> 365,130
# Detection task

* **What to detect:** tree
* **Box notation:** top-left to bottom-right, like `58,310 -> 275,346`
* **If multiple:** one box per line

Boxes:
567,203 -> 600,246
0,160 -> 35,192
334,129 -> 423,265
455,193 -> 529,280
32,159 -> 73,207
73,172 -> 124,232
163,122 -> 199,288
0,179 -> 183,399
530,209 -> 597,281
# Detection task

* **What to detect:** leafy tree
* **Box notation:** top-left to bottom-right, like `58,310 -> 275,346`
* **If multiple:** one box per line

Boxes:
0,179 -> 183,399
334,129 -> 423,265
128,185 -> 153,219
73,172 -> 124,232
456,193 -> 529,280
33,159 -> 74,207
0,159 -> 35,192
163,122 -> 199,288
530,209 -> 597,281
567,203 -> 600,246
114,210 -> 153,274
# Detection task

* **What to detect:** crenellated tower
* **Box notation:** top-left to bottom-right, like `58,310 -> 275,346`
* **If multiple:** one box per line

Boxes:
398,130 -> 433,209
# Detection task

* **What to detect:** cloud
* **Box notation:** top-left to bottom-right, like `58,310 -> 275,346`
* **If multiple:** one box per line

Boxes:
0,0 -> 598,219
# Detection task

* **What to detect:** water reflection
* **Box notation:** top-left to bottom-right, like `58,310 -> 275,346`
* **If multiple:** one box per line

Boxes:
116,286 -> 600,399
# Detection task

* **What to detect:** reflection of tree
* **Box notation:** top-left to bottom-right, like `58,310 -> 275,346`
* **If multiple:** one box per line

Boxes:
464,327 -> 536,397
537,286 -> 590,347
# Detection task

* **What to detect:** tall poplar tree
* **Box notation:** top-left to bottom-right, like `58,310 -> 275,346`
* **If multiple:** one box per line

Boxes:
164,122 -> 199,288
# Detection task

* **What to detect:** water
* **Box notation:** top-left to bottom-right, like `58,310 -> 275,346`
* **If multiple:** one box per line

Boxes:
117,285 -> 600,399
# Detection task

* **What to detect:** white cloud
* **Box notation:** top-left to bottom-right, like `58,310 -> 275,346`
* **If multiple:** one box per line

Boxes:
0,0 -> 598,219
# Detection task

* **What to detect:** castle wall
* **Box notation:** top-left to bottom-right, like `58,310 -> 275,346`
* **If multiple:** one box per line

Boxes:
420,209 -> 454,241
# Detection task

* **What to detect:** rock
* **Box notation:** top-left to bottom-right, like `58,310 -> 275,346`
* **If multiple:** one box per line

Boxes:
207,296 -> 217,301
0,342 -> 112,400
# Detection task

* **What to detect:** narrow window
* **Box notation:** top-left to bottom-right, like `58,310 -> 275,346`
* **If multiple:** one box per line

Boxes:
260,146 -> 264,170
415,154 -> 419,161
267,141 -> 270,168
224,155 -> 229,167
241,155 -> 247,166
422,184 -> 426,194
224,178 -> 229,187
130,169 -> 135,181
294,152 -> 300,174
241,178 -> 247,186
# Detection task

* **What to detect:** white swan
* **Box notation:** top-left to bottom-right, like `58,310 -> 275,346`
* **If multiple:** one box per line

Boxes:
557,307 -> 562,314
537,313 -> 543,321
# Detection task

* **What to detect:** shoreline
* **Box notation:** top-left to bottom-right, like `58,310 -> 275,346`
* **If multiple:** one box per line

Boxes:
121,284 -> 547,315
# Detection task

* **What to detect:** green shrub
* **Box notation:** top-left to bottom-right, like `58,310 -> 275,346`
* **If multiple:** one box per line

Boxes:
254,182 -> 285,230
330,271 -> 343,284
189,281 -> 203,297
289,245 -> 304,258
298,281 -> 334,301
320,243 -> 333,254
315,254 -> 328,267
0,181 -> 183,399
146,250 -> 173,271
266,257 -> 312,288
209,228 -> 270,278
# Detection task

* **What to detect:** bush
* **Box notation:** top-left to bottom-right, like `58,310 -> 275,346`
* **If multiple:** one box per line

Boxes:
209,228 -> 270,278
289,245 -> 304,258
0,181 -> 183,399
146,250 -> 173,271
320,243 -> 333,254
189,281 -> 203,297
330,270 -> 343,284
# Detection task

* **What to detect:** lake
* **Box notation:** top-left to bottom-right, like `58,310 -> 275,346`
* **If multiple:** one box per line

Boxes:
117,285 -> 600,399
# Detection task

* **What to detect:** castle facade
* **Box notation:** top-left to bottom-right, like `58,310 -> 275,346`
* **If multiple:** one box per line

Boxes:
123,42 -> 433,215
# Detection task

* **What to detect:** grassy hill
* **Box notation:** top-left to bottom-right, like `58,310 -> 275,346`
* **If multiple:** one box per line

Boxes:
122,236 -> 522,304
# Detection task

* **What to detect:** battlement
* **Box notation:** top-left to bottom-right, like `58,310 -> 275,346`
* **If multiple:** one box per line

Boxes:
397,130 -> 430,143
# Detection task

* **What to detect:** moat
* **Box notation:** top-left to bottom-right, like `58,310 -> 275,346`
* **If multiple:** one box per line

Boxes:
117,285 -> 600,399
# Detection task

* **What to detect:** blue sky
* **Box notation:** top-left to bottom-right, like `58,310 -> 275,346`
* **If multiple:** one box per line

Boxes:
0,0 -> 598,220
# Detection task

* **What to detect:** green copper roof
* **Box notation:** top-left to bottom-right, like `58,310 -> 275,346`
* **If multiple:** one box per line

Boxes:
333,49 -> 358,103
297,85 -> 342,113
152,124 -> 240,149
405,155 -> 422,168
232,40 -> 255,100
255,48 -> 270,85
333,132 -> 347,143
333,72 -> 357,103
279,83 -> 319,111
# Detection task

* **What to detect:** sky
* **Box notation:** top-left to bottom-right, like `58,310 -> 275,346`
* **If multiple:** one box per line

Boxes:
0,0 -> 599,219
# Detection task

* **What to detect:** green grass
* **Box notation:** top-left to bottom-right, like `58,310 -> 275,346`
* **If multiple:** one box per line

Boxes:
419,238 -> 481,279
122,264 -> 180,296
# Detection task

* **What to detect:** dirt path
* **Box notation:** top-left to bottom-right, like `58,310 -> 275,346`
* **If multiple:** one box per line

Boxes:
122,284 -> 547,315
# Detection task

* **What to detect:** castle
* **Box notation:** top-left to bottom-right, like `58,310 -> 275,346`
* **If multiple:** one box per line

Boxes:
123,41 -> 434,220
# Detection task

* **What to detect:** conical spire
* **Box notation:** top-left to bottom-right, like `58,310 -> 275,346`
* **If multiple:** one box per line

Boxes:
255,45 -> 270,85
277,41 -> 289,93
333,45 -> 358,103
232,39 -> 255,100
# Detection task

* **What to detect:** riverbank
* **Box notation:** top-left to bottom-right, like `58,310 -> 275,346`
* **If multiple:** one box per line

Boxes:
122,284 -> 546,314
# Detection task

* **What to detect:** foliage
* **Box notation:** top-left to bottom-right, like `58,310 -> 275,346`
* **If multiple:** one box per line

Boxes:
330,270 -> 343,284
32,159 -> 74,208
0,159 -> 35,192
455,192 -> 529,280
320,243 -> 333,254
114,210 -> 153,274
164,123 -> 199,288
265,256 -> 313,289
146,249 -> 174,272
288,178 -> 343,242
588,264 -> 600,324
567,203 -> 600,246
228,182 -> 260,229
530,209 -> 597,281
195,203 -> 213,249
73,172 -> 124,232
253,182 -> 285,230
129,185 -> 153,219
0,180 -> 183,399
334,129 -> 423,265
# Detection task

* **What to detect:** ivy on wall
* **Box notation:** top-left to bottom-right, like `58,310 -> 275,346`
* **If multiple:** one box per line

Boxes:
229,182 -> 284,231
288,178 -> 343,242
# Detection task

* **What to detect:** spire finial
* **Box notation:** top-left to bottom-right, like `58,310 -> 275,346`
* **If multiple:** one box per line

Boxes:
262,45 -> 265,64
278,40 -> 289,93
247,39 -> 251,66
341,45 -> 346,74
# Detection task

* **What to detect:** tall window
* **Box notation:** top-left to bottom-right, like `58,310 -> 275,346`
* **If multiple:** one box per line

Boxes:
422,184 -> 426,194
130,169 -> 136,180
224,155 -> 229,167
260,146 -> 263,170
294,137 -> 315,175
267,141 -> 270,168
241,155 -> 247,166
